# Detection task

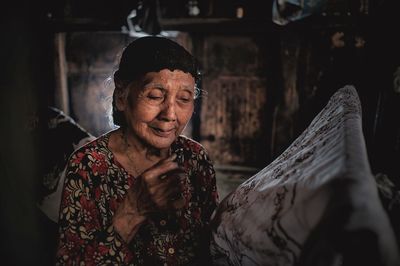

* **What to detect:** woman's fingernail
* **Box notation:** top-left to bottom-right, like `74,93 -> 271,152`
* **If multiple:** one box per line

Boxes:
169,153 -> 177,161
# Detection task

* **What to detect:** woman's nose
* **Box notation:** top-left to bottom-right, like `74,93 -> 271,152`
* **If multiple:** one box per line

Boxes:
159,101 -> 177,122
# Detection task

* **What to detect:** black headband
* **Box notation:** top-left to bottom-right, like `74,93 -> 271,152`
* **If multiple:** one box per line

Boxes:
115,36 -> 199,83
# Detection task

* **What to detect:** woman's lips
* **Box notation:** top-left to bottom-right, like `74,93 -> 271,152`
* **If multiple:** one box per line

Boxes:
150,126 -> 176,137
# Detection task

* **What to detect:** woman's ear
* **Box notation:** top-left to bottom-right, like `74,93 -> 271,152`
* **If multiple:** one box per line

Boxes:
114,86 -> 127,111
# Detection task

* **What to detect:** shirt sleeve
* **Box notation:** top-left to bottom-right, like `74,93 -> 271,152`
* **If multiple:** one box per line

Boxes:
198,147 -> 219,224
192,146 -> 220,265
55,152 -> 137,266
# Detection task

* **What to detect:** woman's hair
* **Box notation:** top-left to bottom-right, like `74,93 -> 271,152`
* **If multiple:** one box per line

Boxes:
112,36 -> 201,128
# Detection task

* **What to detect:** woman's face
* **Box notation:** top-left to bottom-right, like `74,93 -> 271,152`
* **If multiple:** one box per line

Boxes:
119,69 -> 195,150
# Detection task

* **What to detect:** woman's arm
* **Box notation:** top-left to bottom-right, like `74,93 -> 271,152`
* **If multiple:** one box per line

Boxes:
56,153 -> 139,265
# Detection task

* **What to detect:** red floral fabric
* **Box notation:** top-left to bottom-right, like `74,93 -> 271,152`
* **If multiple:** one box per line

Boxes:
56,131 -> 218,265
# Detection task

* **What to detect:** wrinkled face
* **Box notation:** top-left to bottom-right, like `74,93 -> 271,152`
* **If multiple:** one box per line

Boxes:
117,69 -> 195,150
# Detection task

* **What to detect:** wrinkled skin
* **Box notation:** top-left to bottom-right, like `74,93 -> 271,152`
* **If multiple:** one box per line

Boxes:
111,69 -> 196,243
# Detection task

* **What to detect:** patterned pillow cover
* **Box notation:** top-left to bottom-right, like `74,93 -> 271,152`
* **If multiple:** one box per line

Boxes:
210,86 -> 400,266
34,106 -> 96,222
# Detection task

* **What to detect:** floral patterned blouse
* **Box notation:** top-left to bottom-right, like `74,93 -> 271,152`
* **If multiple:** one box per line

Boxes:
56,131 -> 218,266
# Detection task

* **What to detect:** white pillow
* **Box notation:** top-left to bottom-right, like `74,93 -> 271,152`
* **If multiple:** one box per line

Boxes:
210,85 -> 400,266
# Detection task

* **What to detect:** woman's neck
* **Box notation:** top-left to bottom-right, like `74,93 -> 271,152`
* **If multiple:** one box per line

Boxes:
120,128 -> 169,162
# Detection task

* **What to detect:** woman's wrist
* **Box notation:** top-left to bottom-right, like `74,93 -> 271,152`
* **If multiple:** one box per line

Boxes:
113,211 -> 147,243
124,213 -> 147,243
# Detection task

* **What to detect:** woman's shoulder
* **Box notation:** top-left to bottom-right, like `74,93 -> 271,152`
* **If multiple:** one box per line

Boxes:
68,131 -> 112,165
177,135 -> 206,153
176,135 -> 214,165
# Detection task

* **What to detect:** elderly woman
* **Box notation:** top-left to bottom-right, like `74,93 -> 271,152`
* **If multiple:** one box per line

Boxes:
56,36 -> 218,265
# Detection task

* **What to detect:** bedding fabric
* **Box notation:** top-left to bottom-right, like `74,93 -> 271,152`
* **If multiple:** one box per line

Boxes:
210,85 -> 400,266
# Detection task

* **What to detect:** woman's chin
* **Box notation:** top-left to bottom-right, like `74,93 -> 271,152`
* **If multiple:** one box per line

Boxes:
146,128 -> 181,149
146,136 -> 177,150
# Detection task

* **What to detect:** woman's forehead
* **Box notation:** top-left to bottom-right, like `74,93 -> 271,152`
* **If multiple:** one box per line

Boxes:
141,69 -> 195,85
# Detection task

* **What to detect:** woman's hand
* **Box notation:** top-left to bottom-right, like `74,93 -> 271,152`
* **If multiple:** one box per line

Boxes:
138,153 -> 189,212
112,189 -> 147,243
113,153 -> 189,243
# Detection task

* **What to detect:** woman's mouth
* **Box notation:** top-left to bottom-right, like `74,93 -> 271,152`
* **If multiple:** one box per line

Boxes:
150,126 -> 176,137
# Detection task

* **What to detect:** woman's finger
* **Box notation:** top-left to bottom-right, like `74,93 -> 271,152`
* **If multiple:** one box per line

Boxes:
147,173 -> 181,198
141,154 -> 179,184
152,184 -> 182,210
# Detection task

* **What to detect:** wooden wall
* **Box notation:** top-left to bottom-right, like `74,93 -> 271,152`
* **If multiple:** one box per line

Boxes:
198,35 -> 271,167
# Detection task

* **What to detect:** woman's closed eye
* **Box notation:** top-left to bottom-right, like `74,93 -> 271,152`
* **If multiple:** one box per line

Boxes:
178,96 -> 191,103
147,89 -> 164,101
177,91 -> 194,104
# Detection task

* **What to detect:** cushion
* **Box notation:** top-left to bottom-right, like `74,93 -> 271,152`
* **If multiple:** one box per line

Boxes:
210,85 -> 400,266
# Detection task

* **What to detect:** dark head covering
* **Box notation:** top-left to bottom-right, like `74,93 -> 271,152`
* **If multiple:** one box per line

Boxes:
112,36 -> 200,128
114,36 -> 200,84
